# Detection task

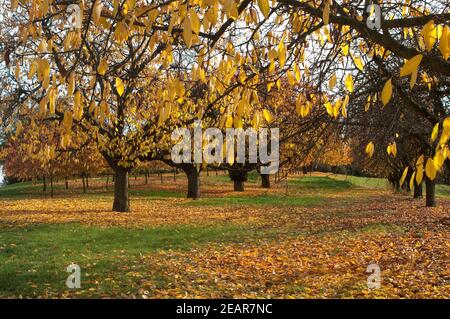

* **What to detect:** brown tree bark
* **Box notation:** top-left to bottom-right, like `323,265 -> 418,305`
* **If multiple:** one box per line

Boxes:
182,165 -> 200,199
81,174 -> 86,194
65,176 -> 69,190
43,176 -> 46,192
233,180 -> 245,191
113,167 -> 130,212
425,177 -> 436,207
50,175 -> 54,198
229,169 -> 247,192
261,174 -> 270,188
413,181 -> 423,199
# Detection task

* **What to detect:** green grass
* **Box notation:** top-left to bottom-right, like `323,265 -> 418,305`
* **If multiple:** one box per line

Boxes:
289,176 -> 353,191
0,181 -> 46,197
0,223 -> 266,297
329,174 -> 449,198
327,174 -> 388,189
182,193 -> 323,207
436,183 -> 450,198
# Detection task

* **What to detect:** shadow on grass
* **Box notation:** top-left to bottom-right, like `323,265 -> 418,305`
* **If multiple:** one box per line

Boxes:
182,194 -> 323,207
289,176 -> 353,191
0,223 -> 266,297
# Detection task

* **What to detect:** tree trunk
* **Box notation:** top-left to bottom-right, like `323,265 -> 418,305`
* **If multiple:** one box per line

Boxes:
43,176 -> 47,192
50,175 -> 54,198
234,180 -> 245,191
65,176 -> 69,190
145,172 -> 148,185
425,177 -> 436,207
106,176 -> 109,190
113,167 -> 130,212
393,179 -> 400,193
160,173 -> 163,184
86,174 -> 89,188
229,169 -> 247,192
261,174 -> 270,188
82,174 -> 86,194
182,165 -> 200,199
413,181 -> 423,199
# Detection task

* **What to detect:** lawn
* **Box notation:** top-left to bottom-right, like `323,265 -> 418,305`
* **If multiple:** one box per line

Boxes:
0,173 -> 448,298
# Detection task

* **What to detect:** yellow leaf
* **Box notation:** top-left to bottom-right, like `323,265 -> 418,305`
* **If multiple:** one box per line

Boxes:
93,0 -> 103,25
365,142 -> 374,158
415,165 -> 424,185
381,79 -> 393,106
67,72 -> 75,96
324,102 -> 333,117
443,117 -> 450,134
353,56 -> 364,71
63,110 -> 73,132
233,116 -> 243,129
329,73 -> 337,89
431,123 -> 439,142
421,20 -> 436,52
341,43 -> 349,56
287,71 -> 296,86
116,77 -> 125,96
97,58 -> 108,76
225,115 -> 233,128
323,2 -> 330,25
341,95 -> 349,118
189,8 -> 201,34
278,39 -> 286,68
410,69 -> 418,89
263,109 -> 272,123
28,62 -> 37,79
14,62 -> 20,80
434,151 -> 445,169
114,21 -> 130,44
425,158 -> 437,181
293,64 -> 301,82
409,172 -> 416,190
332,99 -> 341,118
257,0 -> 270,19
439,26 -> 449,60
11,0 -> 18,10
387,142 -> 397,157
183,16 -> 193,48
227,0 -> 239,20
37,59 -> 50,81
399,167 -> 409,187
399,54 -> 423,77
345,74 -> 354,93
